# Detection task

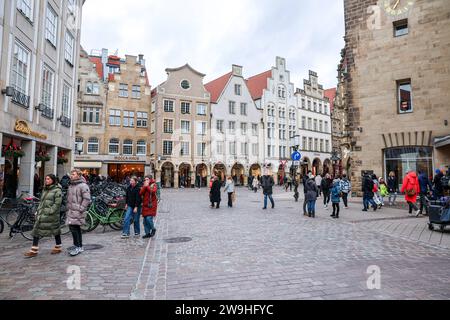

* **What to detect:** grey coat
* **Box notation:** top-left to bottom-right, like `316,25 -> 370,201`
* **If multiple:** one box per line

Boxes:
66,177 -> 91,226
305,179 -> 319,201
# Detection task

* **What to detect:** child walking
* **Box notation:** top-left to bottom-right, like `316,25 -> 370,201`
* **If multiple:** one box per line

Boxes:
330,179 -> 341,219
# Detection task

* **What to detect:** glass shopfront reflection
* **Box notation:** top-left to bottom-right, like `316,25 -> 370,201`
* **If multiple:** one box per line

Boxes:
384,147 -> 433,188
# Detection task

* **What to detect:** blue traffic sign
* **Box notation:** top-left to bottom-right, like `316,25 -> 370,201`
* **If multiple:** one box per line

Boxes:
291,151 -> 301,161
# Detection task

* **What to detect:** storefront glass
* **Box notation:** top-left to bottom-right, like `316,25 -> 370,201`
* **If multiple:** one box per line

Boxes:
108,164 -> 144,183
384,147 -> 433,187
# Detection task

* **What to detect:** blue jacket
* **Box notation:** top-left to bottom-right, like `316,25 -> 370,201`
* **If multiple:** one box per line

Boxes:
418,172 -> 432,193
331,183 -> 341,203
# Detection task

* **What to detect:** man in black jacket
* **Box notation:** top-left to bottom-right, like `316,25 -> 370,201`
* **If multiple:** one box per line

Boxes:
262,173 -> 275,209
122,176 -> 142,238
362,173 -> 377,212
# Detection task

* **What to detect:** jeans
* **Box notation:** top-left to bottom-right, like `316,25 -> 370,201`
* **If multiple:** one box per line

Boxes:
388,192 -> 397,205
123,206 -> 141,235
143,216 -> 155,235
342,192 -> 348,207
303,197 -> 308,214
307,200 -> 316,216
323,191 -> 330,206
264,194 -> 274,208
363,195 -> 377,210
69,225 -> 82,248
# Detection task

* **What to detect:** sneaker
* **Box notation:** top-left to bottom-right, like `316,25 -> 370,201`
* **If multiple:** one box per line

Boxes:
121,234 -> 130,239
415,210 -> 421,217
263,207 -> 267,210
69,247 -> 82,256
344,206 -> 348,209
79,247 -> 84,253
134,233 -> 140,237
142,234 -> 151,239
330,214 -> 335,217
150,229 -> 157,237
362,209 -> 368,212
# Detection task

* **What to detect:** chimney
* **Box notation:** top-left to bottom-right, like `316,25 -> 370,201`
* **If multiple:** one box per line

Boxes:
232,64 -> 243,77
101,48 -> 108,81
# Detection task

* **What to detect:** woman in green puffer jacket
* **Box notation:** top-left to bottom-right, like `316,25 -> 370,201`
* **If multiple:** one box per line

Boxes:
24,174 -> 63,258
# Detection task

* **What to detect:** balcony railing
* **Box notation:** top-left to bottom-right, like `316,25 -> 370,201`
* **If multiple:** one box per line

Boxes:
11,88 -> 30,108
59,116 -> 71,128
41,106 -> 54,120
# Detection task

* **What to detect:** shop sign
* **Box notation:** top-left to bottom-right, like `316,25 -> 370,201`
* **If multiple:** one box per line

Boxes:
14,120 -> 47,140
113,156 -> 141,161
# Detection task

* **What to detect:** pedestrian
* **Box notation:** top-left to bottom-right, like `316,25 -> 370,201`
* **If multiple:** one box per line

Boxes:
66,169 -> 91,256
122,176 -> 142,238
433,169 -> 444,199
400,170 -> 421,217
302,172 -> 311,216
140,176 -> 157,239
330,179 -> 341,218
261,172 -> 275,210
315,173 -> 322,197
305,175 -> 319,218
33,173 -> 41,197
362,172 -> 377,211
210,176 -> 222,209
252,175 -> 259,193
418,170 -> 432,215
379,177 -> 389,207
339,174 -> 352,209
321,173 -> 332,209
285,175 -> 292,192
387,171 -> 398,205
24,174 -> 63,258
224,176 -> 235,208
372,174 -> 382,208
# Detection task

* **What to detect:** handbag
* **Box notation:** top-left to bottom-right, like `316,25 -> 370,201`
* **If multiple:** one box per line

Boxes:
406,188 -> 416,197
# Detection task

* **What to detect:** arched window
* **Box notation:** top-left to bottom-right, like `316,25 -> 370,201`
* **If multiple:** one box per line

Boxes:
136,140 -> 146,155
123,139 -> 133,155
278,85 -> 286,99
75,137 -> 84,153
87,137 -> 99,154
109,138 -> 119,155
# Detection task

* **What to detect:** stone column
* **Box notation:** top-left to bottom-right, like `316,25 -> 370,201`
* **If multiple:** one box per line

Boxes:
174,170 -> 179,189
45,146 -> 57,177
18,140 -> 36,196
244,175 -> 248,186
155,169 -> 161,184
190,171 -> 195,188
100,163 -> 108,177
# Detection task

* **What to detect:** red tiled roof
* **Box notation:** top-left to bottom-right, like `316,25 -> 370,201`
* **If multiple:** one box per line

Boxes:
88,56 -> 103,80
324,88 -> 337,112
204,72 -> 233,103
246,70 -> 272,100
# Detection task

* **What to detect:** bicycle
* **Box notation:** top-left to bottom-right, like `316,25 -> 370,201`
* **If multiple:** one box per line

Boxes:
81,196 -> 125,233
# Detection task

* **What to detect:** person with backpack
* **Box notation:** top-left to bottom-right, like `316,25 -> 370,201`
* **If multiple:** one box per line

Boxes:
400,170 -> 421,217
362,172 -> 377,212
140,176 -> 158,239
320,174 -> 332,209
261,172 -> 275,210
339,174 -> 352,209
330,179 -> 342,219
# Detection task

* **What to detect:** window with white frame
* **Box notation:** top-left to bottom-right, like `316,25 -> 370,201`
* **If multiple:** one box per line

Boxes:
326,140 -> 330,153
163,119 -> 173,133
181,102 -> 190,114
150,141 -> 155,154
267,122 -> 275,139
151,101 -> 156,113
217,141 -> 224,155
314,138 -> 318,151
62,83 -> 71,119
216,120 -> 224,133
132,85 -> 141,99
278,85 -> 286,98
325,121 -> 329,133
319,120 -> 323,132
163,141 -> 173,155
229,101 -> 236,114
235,84 -> 241,96
17,0 -> 33,21
109,109 -> 121,126
64,31 -> 74,64
197,104 -> 207,115
119,83 -> 128,97
164,100 -> 174,112
313,102 -> 317,112
313,119 -> 318,131
267,105 -> 275,117
180,142 -> 190,156
229,142 -> 236,155
151,119 -> 155,133
197,121 -> 207,135
109,138 -> 119,154
137,112 -> 147,127
75,137 -> 84,153
307,100 -> 311,110
86,82 -> 100,95
302,99 -> 305,108
45,5 -> 57,46
123,111 -> 134,127
82,107 -> 100,124
241,123 -> 247,135
123,139 -> 133,155
241,143 -> 248,156
301,116 -> 306,129
87,137 -> 99,154
308,118 -> 312,130
252,143 -> 259,156
181,120 -> 190,134
319,103 -> 323,113
11,41 -> 30,97
197,143 -> 206,156
228,121 -> 235,134
252,123 -> 258,136
279,108 -> 285,118
240,103 -> 247,115
308,138 -> 313,151
302,137 -> 307,150
320,139 -> 324,152
136,140 -> 146,155
41,65 -> 54,113
324,105 -> 328,115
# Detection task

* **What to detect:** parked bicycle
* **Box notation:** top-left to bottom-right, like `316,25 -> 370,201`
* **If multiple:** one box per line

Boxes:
81,195 -> 125,233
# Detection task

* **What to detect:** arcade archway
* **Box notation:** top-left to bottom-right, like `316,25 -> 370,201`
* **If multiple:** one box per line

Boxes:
196,163 -> 208,187
231,163 -> 245,186
179,163 -> 191,188
312,158 -> 322,176
161,162 -> 174,188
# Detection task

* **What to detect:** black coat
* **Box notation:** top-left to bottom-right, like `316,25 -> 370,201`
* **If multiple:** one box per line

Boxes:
261,175 -> 274,195
210,180 -> 221,202
387,176 -> 398,192
321,178 -> 332,192
126,185 -> 142,208
362,176 -> 374,196
305,179 -> 319,201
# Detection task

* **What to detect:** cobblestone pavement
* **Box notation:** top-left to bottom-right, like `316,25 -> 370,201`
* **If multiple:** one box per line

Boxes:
1,187 -> 449,300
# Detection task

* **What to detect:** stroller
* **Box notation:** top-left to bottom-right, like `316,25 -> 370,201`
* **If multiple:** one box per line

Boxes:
426,196 -> 450,231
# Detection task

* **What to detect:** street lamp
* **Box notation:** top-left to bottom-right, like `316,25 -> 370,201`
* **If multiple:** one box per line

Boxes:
290,134 -> 301,202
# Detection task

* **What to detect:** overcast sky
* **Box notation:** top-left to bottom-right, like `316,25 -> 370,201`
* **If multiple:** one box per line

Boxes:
81,0 -> 345,89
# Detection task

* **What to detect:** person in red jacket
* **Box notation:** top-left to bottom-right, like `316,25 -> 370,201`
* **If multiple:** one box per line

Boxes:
400,170 -> 421,217
139,176 -> 158,239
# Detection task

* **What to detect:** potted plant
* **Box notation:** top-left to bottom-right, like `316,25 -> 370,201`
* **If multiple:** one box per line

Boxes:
35,148 -> 50,163
2,141 -> 25,158
57,151 -> 68,165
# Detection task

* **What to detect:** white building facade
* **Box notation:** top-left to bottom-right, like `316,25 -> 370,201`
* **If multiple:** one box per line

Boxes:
295,71 -> 332,176
205,65 -> 263,185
